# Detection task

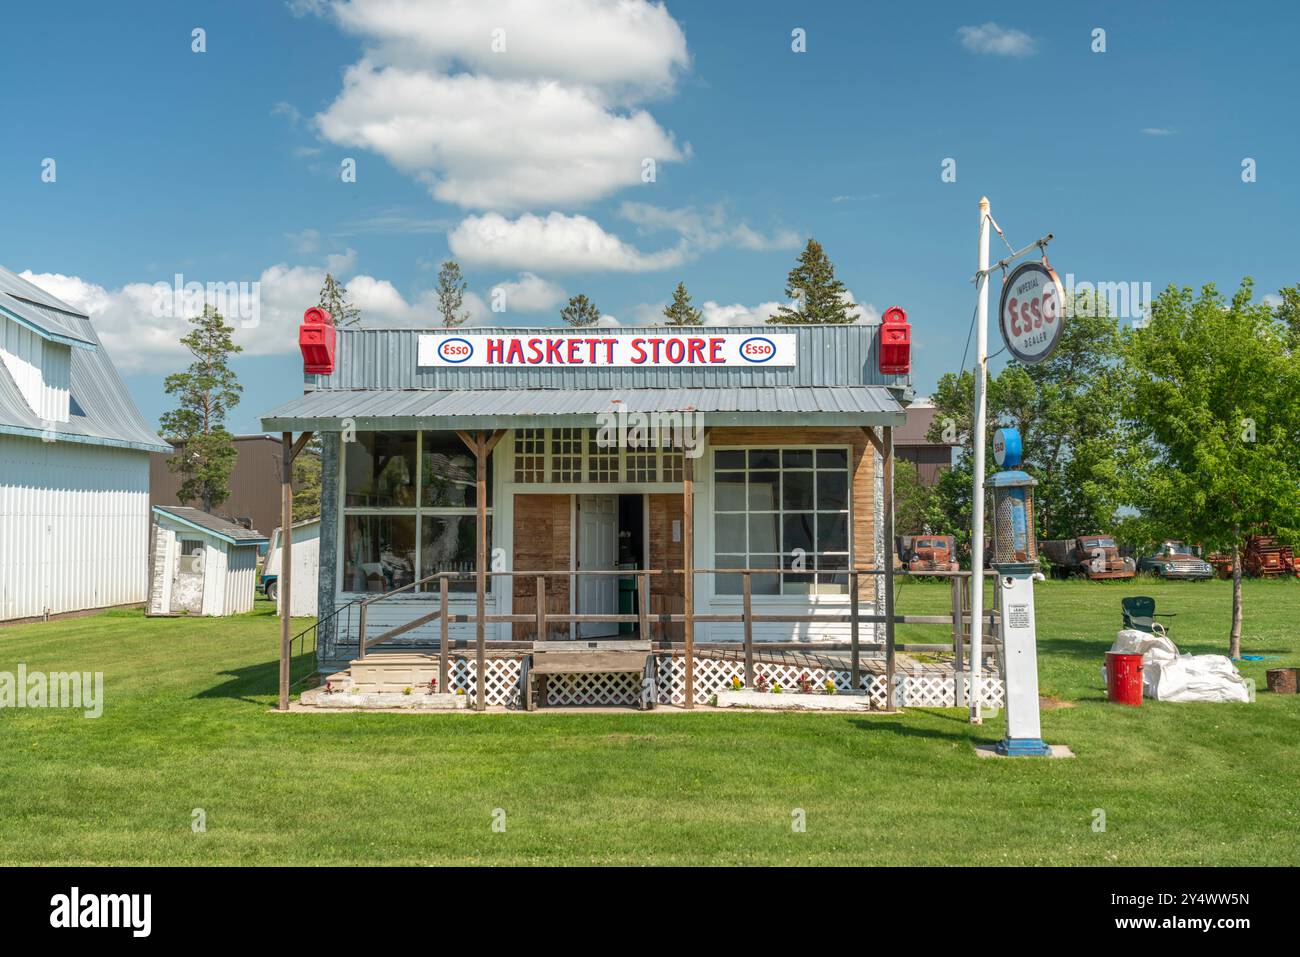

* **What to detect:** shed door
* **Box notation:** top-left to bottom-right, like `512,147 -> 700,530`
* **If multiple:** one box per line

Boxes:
577,495 -> 618,638
171,538 -> 206,614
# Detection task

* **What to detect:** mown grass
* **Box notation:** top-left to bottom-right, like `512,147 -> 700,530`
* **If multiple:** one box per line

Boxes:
0,579 -> 1296,865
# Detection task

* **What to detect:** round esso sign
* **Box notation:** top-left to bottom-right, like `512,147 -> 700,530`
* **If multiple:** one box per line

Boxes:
998,262 -> 1066,364
739,336 -> 777,363
437,337 -> 474,363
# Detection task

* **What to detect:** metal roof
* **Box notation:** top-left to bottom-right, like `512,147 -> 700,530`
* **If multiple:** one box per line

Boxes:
260,385 -> 906,432
152,505 -> 268,545
0,267 -> 170,453
0,265 -> 97,347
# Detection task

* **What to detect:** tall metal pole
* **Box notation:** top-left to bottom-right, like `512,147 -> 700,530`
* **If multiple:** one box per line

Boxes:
969,198 -> 991,724
278,432 -> 293,712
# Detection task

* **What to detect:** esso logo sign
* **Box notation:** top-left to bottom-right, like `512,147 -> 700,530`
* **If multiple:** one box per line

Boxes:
437,337 -> 474,363
998,262 -> 1066,364
739,336 -> 777,363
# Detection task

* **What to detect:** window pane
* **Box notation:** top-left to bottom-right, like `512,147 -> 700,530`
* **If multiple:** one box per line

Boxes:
715,471 -> 747,510
748,513 -> 779,552
749,471 -> 779,510
816,470 -> 849,511
716,554 -> 745,595
342,514 -> 417,593
782,449 -> 813,469
816,554 -> 849,595
715,514 -> 747,552
749,449 -> 780,469
818,513 -> 849,552
551,428 -> 583,482
513,428 -> 545,483
587,429 -> 618,482
422,431 -> 484,507
751,554 -> 780,595
817,448 -> 848,470
345,432 -> 417,507
421,515 -> 489,593
782,553 -> 814,595
714,450 -> 745,470
783,513 -> 815,554
782,470 -> 816,511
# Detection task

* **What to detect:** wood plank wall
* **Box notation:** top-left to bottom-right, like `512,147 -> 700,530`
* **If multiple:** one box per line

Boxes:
511,493 -> 571,639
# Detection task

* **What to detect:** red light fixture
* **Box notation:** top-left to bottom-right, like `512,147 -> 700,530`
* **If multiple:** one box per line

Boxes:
879,305 -> 911,375
299,307 -> 336,375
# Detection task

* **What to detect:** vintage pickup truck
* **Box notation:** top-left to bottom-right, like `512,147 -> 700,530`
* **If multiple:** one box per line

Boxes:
1039,535 -> 1136,580
1137,541 -> 1214,580
896,535 -> 960,572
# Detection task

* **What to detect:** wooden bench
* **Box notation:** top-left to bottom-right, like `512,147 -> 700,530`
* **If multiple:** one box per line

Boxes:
524,640 -> 655,711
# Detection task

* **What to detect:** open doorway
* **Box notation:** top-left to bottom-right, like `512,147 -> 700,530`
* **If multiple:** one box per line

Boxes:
575,493 -> 645,638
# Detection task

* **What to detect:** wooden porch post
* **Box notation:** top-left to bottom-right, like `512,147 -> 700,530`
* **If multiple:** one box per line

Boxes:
459,429 -> 504,713
682,452 -> 695,709
882,426 -> 897,710
279,432 -> 293,712
277,429 -> 313,712
474,431 -> 487,712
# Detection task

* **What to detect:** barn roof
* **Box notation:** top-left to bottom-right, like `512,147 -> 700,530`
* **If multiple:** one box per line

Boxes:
0,265 -> 170,453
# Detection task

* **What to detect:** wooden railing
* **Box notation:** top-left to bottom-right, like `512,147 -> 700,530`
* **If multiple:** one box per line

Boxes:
351,567 -> 1000,712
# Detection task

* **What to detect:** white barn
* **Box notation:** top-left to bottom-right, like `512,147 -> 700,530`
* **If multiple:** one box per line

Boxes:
0,266 -> 170,622
149,506 -> 267,617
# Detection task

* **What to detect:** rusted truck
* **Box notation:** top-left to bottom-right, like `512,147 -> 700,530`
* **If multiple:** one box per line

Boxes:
895,535 -> 960,572
1039,535 -> 1136,580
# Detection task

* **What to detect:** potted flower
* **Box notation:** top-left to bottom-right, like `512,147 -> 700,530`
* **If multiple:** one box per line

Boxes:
730,675 -> 743,691
755,673 -> 770,693
427,677 -> 438,693
797,672 -> 814,694
823,678 -> 837,695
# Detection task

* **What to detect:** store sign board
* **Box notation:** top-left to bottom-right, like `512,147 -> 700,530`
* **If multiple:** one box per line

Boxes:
998,262 -> 1066,364
417,332 -> 797,368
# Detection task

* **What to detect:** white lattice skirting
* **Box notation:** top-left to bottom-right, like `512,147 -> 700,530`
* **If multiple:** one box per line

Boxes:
437,655 -> 1004,709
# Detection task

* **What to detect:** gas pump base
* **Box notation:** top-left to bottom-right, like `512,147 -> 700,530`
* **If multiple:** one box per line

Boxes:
995,737 -> 1053,757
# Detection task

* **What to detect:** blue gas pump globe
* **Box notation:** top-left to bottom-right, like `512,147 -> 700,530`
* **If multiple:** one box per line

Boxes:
992,427 -> 1022,468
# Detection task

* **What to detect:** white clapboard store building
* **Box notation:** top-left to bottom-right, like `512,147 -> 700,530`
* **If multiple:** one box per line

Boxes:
0,266 -> 170,621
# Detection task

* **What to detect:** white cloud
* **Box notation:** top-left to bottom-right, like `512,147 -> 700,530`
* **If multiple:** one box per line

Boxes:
618,202 -> 800,252
957,23 -> 1037,57
699,291 -> 877,327
310,0 -> 690,209
1140,127 -> 1177,136
328,0 -> 689,97
448,211 -> 687,272
17,260 -> 575,371
285,228 -> 321,253
490,272 -> 566,312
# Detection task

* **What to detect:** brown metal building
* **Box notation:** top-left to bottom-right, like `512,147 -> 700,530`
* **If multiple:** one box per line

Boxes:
894,401 -> 956,486
149,435 -> 285,537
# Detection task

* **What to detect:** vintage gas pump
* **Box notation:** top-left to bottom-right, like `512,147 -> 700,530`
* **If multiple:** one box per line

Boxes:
988,428 -> 1052,757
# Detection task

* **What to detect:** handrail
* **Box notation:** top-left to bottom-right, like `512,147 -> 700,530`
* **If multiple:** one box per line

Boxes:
287,597 -> 363,692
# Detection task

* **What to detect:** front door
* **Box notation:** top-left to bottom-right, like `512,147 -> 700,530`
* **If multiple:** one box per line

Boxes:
577,494 -> 618,638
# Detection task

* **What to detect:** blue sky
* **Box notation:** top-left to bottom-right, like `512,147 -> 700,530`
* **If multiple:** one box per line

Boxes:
2,0 -> 1296,434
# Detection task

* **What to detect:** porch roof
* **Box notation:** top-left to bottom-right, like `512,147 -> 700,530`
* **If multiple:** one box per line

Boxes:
259,385 -> 906,432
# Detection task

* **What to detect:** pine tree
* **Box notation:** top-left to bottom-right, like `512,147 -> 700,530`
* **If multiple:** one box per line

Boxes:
560,293 -> 601,327
662,282 -> 703,325
318,273 -> 361,327
769,238 -> 856,324
159,305 -> 243,512
436,260 -> 470,328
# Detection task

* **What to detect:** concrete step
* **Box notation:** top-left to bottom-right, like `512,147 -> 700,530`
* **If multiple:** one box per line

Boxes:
348,654 -> 440,693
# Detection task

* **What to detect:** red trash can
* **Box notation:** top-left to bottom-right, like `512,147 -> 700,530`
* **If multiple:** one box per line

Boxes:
1105,652 -> 1144,706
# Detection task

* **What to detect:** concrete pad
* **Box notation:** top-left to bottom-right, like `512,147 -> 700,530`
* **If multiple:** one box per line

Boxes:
714,689 -> 872,712
975,743 -> 1075,759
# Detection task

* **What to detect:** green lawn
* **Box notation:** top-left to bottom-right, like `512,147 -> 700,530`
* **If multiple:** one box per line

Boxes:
0,579 -> 1297,865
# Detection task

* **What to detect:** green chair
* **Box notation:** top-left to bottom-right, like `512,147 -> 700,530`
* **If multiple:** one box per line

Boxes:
1122,596 -> 1175,635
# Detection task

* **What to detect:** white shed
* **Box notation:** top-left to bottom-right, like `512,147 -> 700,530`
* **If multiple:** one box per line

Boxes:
263,517 -> 320,617
149,506 -> 267,616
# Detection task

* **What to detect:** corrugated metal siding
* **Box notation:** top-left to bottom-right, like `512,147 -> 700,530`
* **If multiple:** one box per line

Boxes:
222,545 -> 259,616
312,324 -> 902,392
0,435 -> 152,620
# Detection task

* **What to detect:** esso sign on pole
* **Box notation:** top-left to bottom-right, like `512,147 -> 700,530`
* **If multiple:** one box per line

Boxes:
998,261 -> 1065,364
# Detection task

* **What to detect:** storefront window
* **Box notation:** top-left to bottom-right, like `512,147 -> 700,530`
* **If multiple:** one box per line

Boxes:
342,514 -> 417,593
345,432 -> 417,507
714,447 -> 851,596
340,431 -> 492,594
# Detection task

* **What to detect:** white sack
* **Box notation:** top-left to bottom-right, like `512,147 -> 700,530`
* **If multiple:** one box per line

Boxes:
1104,630 -> 1250,703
